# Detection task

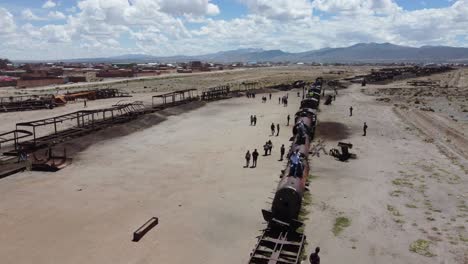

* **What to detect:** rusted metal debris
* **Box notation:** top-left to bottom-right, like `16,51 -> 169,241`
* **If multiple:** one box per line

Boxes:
329,142 -> 356,162
201,85 -> 231,100
0,89 -> 131,113
31,147 -> 72,172
248,228 -> 305,264
152,89 -> 197,108
0,95 -> 58,112
347,66 -> 452,84
133,217 -> 159,242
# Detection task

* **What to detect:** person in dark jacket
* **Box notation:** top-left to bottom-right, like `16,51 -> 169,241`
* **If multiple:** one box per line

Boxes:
276,124 -> 280,136
271,123 -> 275,136
280,144 -> 285,161
287,114 -> 290,126
267,140 -> 273,155
363,122 -> 368,136
252,149 -> 259,167
309,247 -> 320,264
349,106 -> 353,117
245,151 -> 251,168
253,115 -> 257,126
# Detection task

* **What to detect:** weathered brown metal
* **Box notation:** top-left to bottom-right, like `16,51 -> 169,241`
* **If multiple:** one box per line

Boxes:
152,89 -> 197,107
0,94 -> 57,112
201,86 -> 230,100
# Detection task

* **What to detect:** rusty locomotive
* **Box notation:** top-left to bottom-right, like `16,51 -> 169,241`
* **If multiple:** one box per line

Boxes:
249,78 -> 323,264
263,77 -> 322,228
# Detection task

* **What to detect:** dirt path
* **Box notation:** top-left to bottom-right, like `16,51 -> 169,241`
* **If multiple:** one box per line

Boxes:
394,108 -> 468,170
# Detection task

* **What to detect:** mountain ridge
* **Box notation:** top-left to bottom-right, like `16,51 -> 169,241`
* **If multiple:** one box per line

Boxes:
13,43 -> 468,63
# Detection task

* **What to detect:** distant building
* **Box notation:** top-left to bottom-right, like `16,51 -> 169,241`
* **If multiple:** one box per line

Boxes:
96,69 -> 134,78
0,76 -> 17,87
16,78 -> 65,88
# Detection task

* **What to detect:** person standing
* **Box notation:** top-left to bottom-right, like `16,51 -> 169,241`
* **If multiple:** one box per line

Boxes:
280,144 -> 285,161
287,115 -> 290,126
271,123 -> 275,136
349,106 -> 353,117
363,122 -> 368,136
290,149 -> 301,177
252,149 -> 259,167
278,97 -> 281,104
245,150 -> 251,168
276,124 -> 280,136
250,115 -> 254,125
84,100 -> 87,108
263,143 -> 269,156
309,247 -> 320,264
253,115 -> 257,126
269,93 -> 272,100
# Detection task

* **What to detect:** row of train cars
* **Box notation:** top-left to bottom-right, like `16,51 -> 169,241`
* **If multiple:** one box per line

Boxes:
248,77 -> 324,264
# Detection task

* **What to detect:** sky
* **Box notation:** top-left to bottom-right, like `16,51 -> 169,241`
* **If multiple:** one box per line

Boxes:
0,0 -> 467,60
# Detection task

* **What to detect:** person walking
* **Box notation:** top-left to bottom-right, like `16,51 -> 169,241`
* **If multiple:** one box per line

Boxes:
363,122 -> 368,136
267,140 -> 273,155
271,123 -> 275,136
276,124 -> 280,136
263,143 -> 269,156
250,115 -> 254,125
280,144 -> 285,161
309,247 -> 320,264
252,149 -> 259,167
287,114 -> 290,126
278,97 -> 281,104
245,151 -> 251,168
253,115 -> 257,126
349,106 -> 353,117
269,93 -> 272,100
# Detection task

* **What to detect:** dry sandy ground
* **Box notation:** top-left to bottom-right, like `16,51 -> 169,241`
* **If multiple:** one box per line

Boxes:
306,84 -> 467,263
0,65 -> 365,97
0,91 -> 303,264
0,67 -> 467,264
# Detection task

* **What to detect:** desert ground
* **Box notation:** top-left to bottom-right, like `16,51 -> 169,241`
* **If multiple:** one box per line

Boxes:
0,66 -> 467,264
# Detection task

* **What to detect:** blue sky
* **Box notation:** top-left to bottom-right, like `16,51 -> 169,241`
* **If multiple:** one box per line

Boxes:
0,0 -> 466,60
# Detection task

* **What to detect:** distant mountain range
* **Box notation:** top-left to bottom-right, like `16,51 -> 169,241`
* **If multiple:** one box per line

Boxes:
16,43 -> 468,64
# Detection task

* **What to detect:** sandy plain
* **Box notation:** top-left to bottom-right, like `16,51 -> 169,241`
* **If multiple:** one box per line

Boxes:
0,66 -> 467,264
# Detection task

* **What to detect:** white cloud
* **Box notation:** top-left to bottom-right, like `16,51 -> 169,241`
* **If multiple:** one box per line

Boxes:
240,0 -> 313,20
21,9 -> 45,21
48,11 -> 66,20
159,0 -> 220,16
0,8 -> 16,34
313,0 -> 401,15
1,0 -> 468,60
42,0 -> 57,9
